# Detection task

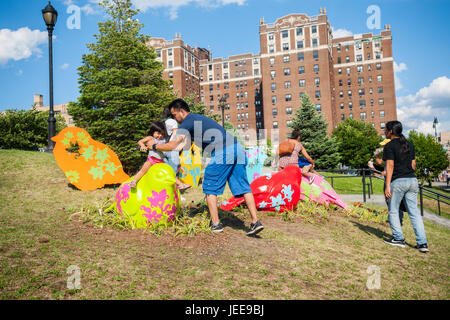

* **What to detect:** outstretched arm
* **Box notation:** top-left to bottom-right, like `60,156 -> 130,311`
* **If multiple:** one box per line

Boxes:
138,136 -> 154,152
148,135 -> 184,152
301,147 -> 315,168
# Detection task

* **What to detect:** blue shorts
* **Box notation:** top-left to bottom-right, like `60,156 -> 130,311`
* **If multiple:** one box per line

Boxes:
203,144 -> 251,197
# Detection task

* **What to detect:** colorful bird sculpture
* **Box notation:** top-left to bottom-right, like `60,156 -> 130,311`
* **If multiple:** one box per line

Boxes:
51,127 -> 130,191
114,163 -> 181,229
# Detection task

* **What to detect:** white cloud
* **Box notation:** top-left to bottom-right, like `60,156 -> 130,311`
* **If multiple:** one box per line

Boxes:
60,63 -> 70,69
16,69 -> 23,76
393,61 -> 407,91
131,0 -> 246,20
0,27 -> 48,65
332,28 -> 353,38
397,76 -> 450,135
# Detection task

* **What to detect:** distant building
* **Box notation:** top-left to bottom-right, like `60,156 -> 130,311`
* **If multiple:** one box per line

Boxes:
439,131 -> 450,162
147,8 -> 398,145
32,94 -> 73,126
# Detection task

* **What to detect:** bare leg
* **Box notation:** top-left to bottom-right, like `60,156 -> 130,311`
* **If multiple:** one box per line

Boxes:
243,193 -> 258,223
206,194 -> 219,224
130,161 -> 152,186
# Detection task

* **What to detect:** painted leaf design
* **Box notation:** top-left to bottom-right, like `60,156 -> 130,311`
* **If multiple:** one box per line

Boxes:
65,170 -> 79,183
105,162 -> 120,176
88,166 -> 105,180
81,145 -> 95,161
95,148 -> 110,163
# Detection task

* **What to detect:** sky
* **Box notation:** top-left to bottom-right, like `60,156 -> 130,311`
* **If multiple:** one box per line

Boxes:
0,0 -> 449,136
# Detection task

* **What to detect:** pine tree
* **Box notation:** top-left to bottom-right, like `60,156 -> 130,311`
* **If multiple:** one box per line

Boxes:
68,0 -> 175,174
289,93 -> 341,169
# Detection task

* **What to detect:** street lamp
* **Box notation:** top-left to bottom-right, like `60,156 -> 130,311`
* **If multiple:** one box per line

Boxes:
219,96 -> 227,127
433,117 -> 439,141
42,1 -> 58,152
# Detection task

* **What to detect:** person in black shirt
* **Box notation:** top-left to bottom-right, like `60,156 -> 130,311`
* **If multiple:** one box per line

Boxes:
382,121 -> 428,252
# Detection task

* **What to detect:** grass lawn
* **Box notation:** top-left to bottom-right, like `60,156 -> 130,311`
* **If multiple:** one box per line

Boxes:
1,149 -> 449,300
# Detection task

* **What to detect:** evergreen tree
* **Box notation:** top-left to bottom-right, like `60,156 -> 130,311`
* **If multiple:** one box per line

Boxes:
68,0 -> 175,174
332,118 -> 382,168
289,93 -> 341,169
408,130 -> 449,186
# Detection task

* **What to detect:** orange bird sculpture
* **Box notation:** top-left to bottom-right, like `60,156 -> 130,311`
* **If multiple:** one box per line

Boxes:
51,127 -> 130,191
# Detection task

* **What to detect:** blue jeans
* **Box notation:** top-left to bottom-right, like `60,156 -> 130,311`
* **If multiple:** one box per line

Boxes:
388,178 -> 427,245
164,150 -> 180,174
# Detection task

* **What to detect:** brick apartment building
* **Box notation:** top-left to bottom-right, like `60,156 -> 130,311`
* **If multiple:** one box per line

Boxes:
147,9 -> 398,146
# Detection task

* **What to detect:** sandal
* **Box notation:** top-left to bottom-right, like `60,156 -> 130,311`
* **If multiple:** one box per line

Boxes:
177,183 -> 191,190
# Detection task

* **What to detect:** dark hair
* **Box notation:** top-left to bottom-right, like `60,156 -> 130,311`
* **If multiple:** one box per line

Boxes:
168,98 -> 190,112
290,130 -> 301,140
148,121 -> 168,140
161,106 -> 172,120
386,120 -> 410,159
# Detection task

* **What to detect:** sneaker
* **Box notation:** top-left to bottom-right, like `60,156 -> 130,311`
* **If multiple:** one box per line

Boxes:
383,237 -> 406,248
415,243 -> 429,253
209,221 -> 224,233
247,220 -> 264,236
309,175 -> 315,184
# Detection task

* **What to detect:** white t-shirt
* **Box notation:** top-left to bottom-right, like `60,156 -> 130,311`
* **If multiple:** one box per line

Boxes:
165,118 -> 178,137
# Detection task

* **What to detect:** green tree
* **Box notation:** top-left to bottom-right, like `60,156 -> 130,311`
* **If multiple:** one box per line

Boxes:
0,108 -> 66,150
408,130 -> 449,186
332,118 -> 382,168
289,94 -> 341,169
67,0 -> 175,174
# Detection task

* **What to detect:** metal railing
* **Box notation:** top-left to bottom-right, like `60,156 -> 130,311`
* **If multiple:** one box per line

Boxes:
319,168 -> 450,217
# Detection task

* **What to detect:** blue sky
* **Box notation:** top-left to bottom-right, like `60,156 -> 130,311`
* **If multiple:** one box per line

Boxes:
1,0 -> 449,134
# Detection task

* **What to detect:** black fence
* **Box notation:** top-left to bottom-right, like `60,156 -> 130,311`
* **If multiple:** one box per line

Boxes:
319,168 -> 450,216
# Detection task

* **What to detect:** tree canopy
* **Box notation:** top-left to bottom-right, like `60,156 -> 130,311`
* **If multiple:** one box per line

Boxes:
67,0 -> 175,174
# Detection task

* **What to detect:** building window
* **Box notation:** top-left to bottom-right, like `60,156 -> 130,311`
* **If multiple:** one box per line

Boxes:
340,103 -> 344,110
349,102 -> 353,109
337,57 -> 341,64
299,79 -> 306,87
273,121 -> 278,129
356,54 -> 362,62
338,68 -> 342,75
298,53 -> 304,61
224,72 -> 229,79
284,81 -> 291,89
379,98 -> 384,105
358,77 -> 364,85
282,30 -> 289,38
286,107 -> 292,115
209,84 -> 213,91
169,72 -> 173,78
357,65 -> 363,73
285,94 -> 292,102
269,57 -> 275,66
268,33 -> 274,40
377,75 -> 382,82
313,64 -> 319,73
360,100 -> 366,108
341,114 -> 345,120
316,104 -> 322,112
348,90 -> 352,97
270,70 -> 276,79
269,45 -> 274,53
360,112 -> 367,120
311,25 -> 317,33
346,56 -> 350,63
339,91 -> 344,98
349,113 -> 353,119
347,78 -> 351,86
314,77 -> 320,86
371,111 -> 375,118
313,51 -> 319,60
168,60 -> 173,68
296,27 -> 303,36
282,43 -> 289,51
378,86 -> 383,94
380,110 -> 385,118
284,68 -> 290,76
271,83 -> 276,91
339,79 -> 343,86
315,91 -> 321,99
376,63 -> 381,70
272,96 -> 277,104
283,55 -> 290,63
380,122 -> 385,129
297,41 -> 304,49
346,67 -> 351,75
298,66 -> 305,74
312,38 -> 318,47
337,44 -> 341,52
168,48 -> 172,56
286,120 -> 293,127
370,99 -> 374,106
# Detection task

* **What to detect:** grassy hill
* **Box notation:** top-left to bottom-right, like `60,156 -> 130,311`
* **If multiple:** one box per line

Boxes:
0,149 -> 449,299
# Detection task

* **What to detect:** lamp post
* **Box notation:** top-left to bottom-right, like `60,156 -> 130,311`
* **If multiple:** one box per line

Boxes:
433,117 -> 439,142
219,96 -> 227,127
42,1 -> 58,152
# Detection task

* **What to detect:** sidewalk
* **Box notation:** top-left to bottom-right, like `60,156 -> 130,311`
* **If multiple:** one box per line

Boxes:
340,194 -> 450,230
